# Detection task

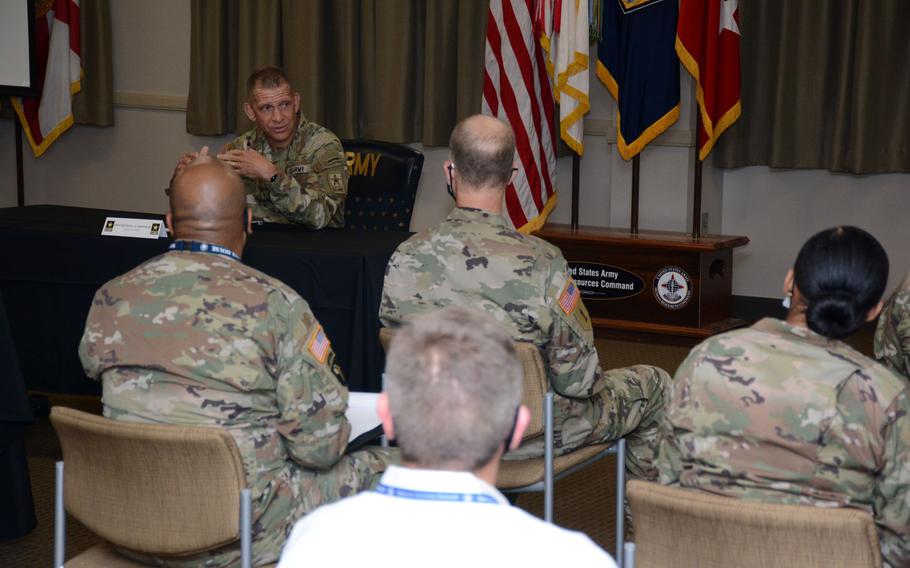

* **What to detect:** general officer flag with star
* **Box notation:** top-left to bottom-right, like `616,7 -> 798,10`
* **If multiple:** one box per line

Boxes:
677,0 -> 742,160
596,0 -> 680,161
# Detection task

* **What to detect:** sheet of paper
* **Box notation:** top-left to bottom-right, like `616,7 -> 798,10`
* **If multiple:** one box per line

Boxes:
100,217 -> 166,239
346,392 -> 381,442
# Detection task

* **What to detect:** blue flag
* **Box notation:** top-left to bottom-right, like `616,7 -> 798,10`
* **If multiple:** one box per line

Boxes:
596,0 -> 680,160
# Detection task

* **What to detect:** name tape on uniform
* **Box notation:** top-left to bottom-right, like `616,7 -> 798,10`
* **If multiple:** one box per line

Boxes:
101,217 -> 167,240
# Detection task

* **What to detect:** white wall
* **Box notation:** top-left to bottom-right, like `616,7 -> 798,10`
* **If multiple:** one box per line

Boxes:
0,0 -> 231,214
722,168 -> 910,298
1,0 -> 907,299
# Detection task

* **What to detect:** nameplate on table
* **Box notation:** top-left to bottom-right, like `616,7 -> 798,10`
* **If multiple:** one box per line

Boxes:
100,217 -> 166,239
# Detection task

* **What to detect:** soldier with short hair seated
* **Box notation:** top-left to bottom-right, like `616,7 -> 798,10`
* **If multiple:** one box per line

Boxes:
380,114 -> 670,481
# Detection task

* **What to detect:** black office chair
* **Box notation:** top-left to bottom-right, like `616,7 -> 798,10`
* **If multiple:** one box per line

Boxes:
341,139 -> 424,231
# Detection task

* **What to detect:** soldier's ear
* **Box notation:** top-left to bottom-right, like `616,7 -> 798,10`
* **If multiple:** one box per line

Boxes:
866,300 -> 885,323
507,405 -> 531,451
783,268 -> 795,296
243,101 -> 256,122
377,392 -> 395,441
243,208 -> 253,235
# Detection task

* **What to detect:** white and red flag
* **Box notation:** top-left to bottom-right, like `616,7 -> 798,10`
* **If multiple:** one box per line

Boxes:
482,0 -> 558,234
676,0 -> 741,160
11,0 -> 82,157
540,0 -> 590,156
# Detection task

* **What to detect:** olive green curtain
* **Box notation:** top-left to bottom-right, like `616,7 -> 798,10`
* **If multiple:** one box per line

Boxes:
72,0 -> 113,126
714,0 -> 910,174
186,0 -> 488,146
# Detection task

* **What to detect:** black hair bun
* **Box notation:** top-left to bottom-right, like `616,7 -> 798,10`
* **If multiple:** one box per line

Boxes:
805,291 -> 863,340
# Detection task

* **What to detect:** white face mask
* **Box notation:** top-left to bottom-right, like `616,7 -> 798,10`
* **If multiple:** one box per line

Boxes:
782,293 -> 792,309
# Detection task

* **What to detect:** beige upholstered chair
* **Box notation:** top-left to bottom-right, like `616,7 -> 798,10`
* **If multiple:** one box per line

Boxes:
379,328 -> 626,563
626,479 -> 882,568
50,406 -> 275,568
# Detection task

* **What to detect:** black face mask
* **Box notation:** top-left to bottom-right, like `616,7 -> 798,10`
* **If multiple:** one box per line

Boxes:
446,164 -> 455,201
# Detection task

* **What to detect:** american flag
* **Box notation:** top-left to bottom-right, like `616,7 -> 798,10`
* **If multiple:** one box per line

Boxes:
307,326 -> 331,364
482,0 -> 558,234
559,281 -> 580,315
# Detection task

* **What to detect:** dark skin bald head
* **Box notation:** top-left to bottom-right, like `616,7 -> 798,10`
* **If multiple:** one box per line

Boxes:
167,156 -> 250,254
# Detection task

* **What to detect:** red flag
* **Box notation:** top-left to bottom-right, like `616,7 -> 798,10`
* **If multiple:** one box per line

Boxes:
676,0 -> 741,160
11,0 -> 82,157
482,0 -> 558,234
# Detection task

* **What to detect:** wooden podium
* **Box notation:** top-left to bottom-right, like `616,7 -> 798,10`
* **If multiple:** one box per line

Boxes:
535,224 -> 750,345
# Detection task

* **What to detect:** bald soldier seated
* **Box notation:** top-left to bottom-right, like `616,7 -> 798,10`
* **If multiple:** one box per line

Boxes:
80,156 -> 396,567
174,67 -> 348,229
380,114 -> 670,481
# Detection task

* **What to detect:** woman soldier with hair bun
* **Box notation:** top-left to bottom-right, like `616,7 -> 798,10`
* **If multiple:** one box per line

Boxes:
657,226 -> 910,568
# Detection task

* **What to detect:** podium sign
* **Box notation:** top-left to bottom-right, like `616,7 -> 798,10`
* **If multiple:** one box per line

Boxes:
535,224 -> 749,342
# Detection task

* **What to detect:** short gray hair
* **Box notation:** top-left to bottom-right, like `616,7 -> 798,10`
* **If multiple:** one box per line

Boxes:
449,115 -> 516,189
385,307 -> 523,471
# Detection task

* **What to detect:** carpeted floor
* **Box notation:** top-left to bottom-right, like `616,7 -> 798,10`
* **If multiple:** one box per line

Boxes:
0,330 -> 874,566
1,396 -> 103,568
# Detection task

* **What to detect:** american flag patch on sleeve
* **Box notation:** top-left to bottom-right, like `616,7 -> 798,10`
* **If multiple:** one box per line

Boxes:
559,280 -> 580,316
307,325 -> 331,364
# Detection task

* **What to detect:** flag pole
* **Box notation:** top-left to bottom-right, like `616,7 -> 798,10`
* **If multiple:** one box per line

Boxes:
630,154 -> 640,234
571,153 -> 580,229
14,118 -> 24,207
691,109 -> 702,238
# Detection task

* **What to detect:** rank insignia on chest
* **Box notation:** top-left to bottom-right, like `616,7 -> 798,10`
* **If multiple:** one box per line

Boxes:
559,280 -> 580,316
307,325 -> 331,364
328,172 -> 344,190
288,164 -> 311,176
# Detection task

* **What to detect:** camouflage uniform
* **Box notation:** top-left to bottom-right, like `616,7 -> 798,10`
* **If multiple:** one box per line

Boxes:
379,207 -> 669,480
657,318 -> 910,568
225,113 -> 348,229
79,247 -> 396,567
876,271 -> 910,379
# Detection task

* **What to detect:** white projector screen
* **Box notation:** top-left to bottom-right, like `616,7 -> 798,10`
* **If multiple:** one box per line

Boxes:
0,0 -> 38,96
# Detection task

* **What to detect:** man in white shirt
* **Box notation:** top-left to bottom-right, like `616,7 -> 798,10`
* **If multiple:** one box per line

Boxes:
278,306 -> 616,567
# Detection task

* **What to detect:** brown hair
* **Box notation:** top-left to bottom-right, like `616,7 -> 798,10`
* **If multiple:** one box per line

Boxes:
245,67 -> 292,100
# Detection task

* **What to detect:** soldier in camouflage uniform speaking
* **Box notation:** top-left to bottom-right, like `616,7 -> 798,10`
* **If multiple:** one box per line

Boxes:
80,156 -> 395,567
380,115 -> 670,481
875,270 -> 910,380
175,67 -> 348,229
657,226 -> 910,568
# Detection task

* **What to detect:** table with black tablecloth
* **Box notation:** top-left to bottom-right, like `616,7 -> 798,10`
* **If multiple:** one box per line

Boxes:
0,205 -> 408,540
0,296 -> 35,540
0,205 -> 410,538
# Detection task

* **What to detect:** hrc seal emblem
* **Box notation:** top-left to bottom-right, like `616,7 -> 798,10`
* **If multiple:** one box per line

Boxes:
653,266 -> 692,310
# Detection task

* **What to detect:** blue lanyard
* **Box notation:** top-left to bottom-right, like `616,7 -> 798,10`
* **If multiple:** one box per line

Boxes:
168,240 -> 241,262
375,483 -> 499,504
